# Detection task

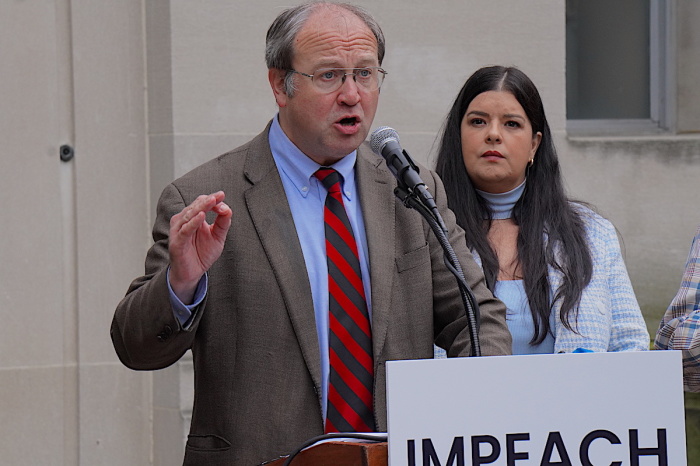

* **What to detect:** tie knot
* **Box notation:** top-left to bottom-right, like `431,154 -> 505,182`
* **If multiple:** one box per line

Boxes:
315,167 -> 342,193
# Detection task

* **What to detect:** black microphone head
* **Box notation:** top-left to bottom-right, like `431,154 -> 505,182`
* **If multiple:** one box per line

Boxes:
370,126 -> 399,156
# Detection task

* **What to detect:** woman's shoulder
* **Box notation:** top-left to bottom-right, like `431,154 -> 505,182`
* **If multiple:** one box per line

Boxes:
567,202 -> 620,252
569,202 -> 614,231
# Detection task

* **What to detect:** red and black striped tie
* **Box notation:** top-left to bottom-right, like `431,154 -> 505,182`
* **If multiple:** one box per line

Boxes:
314,167 -> 375,433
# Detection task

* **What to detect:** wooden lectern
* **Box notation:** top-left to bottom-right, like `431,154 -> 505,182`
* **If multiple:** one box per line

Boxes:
263,441 -> 387,466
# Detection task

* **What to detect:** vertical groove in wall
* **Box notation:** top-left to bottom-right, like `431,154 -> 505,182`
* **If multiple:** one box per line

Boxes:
146,0 -> 175,230
146,1 -> 184,462
57,0 -> 80,463
139,2 -> 155,463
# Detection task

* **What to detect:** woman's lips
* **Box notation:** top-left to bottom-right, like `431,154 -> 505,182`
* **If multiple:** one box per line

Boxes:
481,150 -> 504,161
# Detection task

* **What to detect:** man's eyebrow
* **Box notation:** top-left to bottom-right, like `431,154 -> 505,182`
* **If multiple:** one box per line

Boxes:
312,58 -> 379,70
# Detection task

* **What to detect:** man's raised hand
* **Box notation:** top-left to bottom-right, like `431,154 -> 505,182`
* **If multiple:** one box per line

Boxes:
168,191 -> 232,304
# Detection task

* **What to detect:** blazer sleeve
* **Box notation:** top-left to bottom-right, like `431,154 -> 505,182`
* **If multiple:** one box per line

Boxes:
427,169 -> 512,357
111,183 -> 204,370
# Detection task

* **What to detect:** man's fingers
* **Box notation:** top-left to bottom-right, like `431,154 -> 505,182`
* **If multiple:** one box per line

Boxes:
212,201 -> 232,219
211,190 -> 225,203
211,202 -> 232,239
177,211 -> 206,237
171,193 -> 222,232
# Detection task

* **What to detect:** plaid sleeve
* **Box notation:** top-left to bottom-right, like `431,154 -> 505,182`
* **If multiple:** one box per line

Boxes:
654,225 -> 700,392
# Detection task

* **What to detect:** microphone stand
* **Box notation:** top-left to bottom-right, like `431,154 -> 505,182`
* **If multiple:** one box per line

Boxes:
392,157 -> 481,357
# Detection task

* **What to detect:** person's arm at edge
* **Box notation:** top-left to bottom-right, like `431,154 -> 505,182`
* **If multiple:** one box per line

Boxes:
654,226 -> 700,392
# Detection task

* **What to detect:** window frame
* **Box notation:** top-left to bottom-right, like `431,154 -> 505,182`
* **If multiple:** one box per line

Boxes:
566,0 -> 676,136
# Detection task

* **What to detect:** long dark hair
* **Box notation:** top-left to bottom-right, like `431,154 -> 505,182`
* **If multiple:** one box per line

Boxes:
435,66 -> 592,344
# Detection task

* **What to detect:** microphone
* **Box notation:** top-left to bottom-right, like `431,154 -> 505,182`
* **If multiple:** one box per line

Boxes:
370,126 -> 480,355
369,126 -> 437,211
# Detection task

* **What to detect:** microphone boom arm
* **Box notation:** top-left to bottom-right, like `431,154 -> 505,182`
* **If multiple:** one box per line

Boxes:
370,125 -> 480,357
393,186 -> 482,357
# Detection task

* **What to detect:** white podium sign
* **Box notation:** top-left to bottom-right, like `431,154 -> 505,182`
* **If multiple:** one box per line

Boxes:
386,351 -> 686,465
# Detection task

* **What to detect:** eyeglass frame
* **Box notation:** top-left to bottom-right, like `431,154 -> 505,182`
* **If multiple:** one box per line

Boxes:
287,66 -> 387,93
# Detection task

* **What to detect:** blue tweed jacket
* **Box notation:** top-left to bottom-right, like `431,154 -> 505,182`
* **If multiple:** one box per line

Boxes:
436,206 -> 649,356
548,207 -> 649,352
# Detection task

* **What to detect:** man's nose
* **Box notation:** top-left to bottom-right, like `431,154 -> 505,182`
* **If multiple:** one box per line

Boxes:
337,74 -> 361,105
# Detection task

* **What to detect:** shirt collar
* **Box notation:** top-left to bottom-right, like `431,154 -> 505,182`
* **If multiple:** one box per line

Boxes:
269,114 -> 357,201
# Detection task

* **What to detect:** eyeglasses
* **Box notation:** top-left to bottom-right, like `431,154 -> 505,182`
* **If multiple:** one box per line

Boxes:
288,67 -> 387,93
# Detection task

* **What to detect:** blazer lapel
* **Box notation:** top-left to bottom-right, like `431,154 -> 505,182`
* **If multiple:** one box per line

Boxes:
355,145 -> 396,360
243,127 -> 322,393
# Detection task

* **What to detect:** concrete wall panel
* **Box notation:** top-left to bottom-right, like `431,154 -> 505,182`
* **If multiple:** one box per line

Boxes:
70,1 -> 152,464
0,367 -> 68,465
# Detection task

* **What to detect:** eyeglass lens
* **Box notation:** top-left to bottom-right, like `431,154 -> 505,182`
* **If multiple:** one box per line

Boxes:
313,68 -> 384,91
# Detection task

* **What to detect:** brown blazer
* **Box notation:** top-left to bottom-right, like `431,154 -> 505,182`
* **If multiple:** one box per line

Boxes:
111,124 -> 510,465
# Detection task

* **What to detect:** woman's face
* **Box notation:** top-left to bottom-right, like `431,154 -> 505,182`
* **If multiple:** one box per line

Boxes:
460,90 -> 542,194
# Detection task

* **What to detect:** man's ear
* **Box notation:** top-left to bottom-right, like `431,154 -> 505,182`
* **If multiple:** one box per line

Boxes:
268,68 -> 288,107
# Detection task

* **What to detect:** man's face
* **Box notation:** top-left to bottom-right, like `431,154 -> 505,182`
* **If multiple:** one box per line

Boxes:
270,8 -> 380,166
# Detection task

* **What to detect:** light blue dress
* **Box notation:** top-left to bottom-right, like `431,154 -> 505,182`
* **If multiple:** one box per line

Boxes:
497,279 -> 554,354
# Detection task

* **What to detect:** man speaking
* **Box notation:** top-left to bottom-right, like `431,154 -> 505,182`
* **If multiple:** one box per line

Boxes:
111,2 -> 511,464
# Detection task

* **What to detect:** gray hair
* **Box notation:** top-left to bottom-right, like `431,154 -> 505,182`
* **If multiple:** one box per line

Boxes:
265,1 -> 386,96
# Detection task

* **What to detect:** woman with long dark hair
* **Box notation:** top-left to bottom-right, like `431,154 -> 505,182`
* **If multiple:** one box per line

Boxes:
435,65 -> 648,354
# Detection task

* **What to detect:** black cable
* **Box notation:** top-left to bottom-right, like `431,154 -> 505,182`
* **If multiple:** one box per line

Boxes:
280,433 -> 388,466
394,187 -> 481,357
418,200 -> 481,357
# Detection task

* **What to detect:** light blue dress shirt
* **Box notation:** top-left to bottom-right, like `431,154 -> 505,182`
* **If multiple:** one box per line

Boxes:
168,115 -> 372,422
